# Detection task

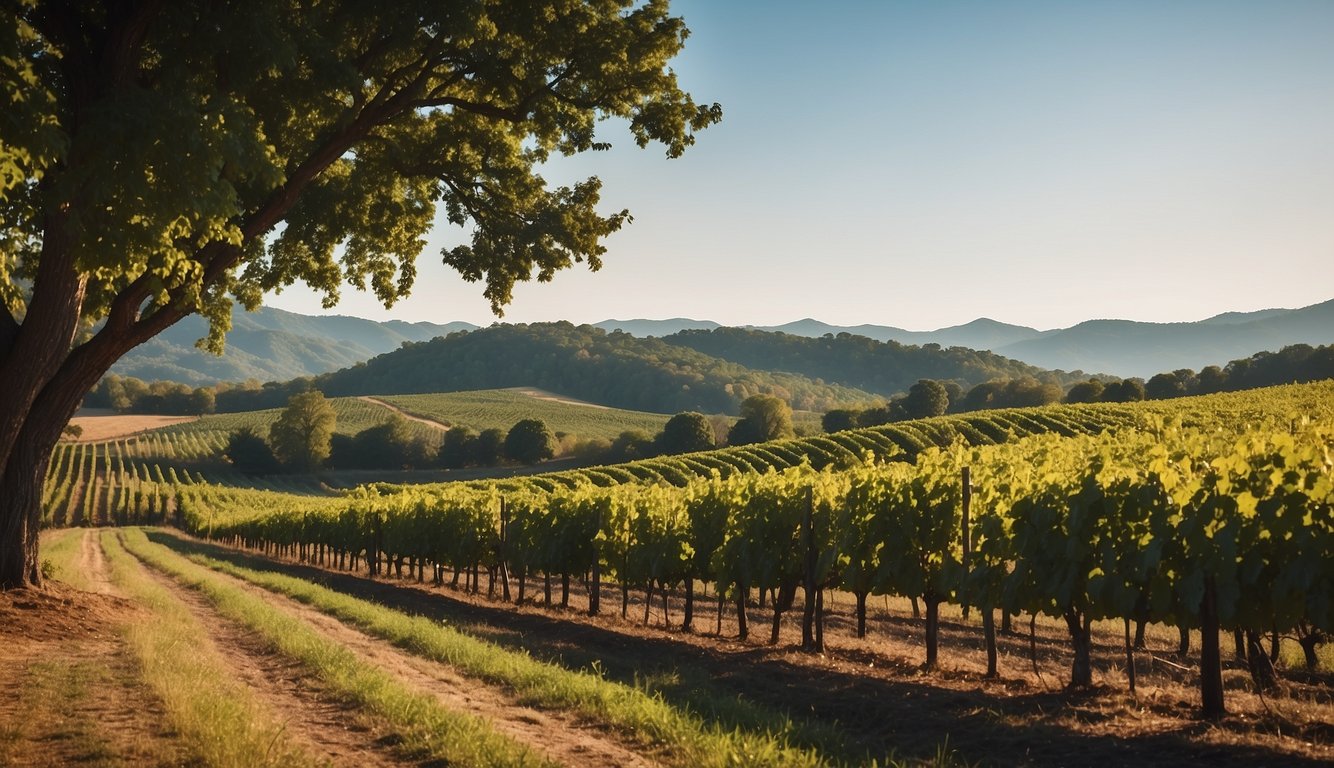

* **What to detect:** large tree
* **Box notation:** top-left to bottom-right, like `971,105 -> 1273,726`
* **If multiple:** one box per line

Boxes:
0,1 -> 719,587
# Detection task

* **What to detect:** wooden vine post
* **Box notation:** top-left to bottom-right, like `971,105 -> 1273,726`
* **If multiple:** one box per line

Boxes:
589,504 -> 602,616
498,497 -> 511,603
961,466 -> 971,620
801,485 -> 818,652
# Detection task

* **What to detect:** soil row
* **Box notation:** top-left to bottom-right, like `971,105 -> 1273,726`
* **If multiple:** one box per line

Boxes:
119,530 -> 655,767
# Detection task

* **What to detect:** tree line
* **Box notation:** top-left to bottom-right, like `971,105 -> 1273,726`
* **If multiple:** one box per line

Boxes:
224,391 -> 796,475
822,343 -> 1334,430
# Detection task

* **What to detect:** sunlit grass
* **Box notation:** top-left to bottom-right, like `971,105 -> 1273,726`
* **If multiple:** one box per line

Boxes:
148,531 -> 874,768
100,529 -> 317,767
119,528 -> 549,768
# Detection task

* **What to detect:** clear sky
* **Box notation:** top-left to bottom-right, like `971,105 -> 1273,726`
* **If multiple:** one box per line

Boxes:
266,0 -> 1334,331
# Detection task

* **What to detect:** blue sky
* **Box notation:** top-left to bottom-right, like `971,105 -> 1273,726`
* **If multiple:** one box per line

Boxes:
268,0 -> 1334,331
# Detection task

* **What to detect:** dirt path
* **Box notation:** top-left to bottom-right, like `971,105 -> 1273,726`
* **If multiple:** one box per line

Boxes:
120,544 -> 409,768
173,550 -> 657,768
0,581 -> 188,765
79,529 -> 117,596
358,396 -> 450,431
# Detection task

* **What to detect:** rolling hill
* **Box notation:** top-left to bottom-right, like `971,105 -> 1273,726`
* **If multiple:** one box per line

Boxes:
110,306 -> 476,384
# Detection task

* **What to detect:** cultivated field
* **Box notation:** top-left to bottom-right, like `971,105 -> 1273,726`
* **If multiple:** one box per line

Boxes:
20,382 -> 1333,766
379,388 -> 673,439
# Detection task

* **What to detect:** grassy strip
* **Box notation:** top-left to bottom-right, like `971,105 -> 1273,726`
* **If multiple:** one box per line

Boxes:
99,529 -> 318,767
39,527 -> 89,590
118,528 -> 550,768
148,532 -> 863,767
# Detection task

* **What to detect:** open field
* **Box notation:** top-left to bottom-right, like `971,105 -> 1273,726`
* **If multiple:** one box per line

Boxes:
66,414 -> 199,443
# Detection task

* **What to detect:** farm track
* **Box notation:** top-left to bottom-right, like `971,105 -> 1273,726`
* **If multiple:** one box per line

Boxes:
118,533 -> 411,768
0,535 -> 185,767
358,396 -> 450,431
142,534 -> 657,768
161,531 -> 1333,768
79,529 -> 116,595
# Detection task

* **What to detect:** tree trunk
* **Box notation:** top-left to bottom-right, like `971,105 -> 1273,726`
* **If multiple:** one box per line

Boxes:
855,591 -> 868,639
1065,609 -> 1092,688
1124,617 -> 1136,694
1246,630 -> 1278,691
589,558 -> 601,616
736,583 -> 749,640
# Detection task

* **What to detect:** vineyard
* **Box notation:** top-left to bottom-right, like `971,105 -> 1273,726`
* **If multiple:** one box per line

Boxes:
378,389 -> 675,439
21,381 -> 1334,765
161,382 -> 1333,718
159,396 -> 446,441
43,390 -> 1145,529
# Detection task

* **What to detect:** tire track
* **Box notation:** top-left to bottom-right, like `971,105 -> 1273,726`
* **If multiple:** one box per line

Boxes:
113,533 -> 411,767
358,396 -> 450,431
177,551 -> 658,768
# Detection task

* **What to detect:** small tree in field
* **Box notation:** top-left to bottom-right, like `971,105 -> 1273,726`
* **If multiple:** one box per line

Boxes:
224,427 -> 280,474
657,412 -> 715,454
505,419 -> 556,465
269,391 -> 336,472
0,2 -> 718,586
727,395 -> 794,446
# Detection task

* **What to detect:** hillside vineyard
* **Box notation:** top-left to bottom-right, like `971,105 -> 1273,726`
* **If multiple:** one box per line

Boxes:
50,382 -> 1330,719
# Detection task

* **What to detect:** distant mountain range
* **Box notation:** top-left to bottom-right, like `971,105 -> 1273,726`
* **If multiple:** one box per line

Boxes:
598,299 -> 1334,378
110,298 -> 1334,385
111,307 -> 477,384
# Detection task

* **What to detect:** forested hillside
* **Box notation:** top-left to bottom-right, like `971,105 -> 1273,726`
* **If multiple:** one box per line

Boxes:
310,323 -> 880,414
109,306 -> 475,384
663,327 -> 1087,397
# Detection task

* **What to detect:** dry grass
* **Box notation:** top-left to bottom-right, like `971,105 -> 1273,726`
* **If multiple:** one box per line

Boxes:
65,414 -> 198,443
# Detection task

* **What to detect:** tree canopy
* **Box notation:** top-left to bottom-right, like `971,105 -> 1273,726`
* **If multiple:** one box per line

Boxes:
657,411 -> 715,454
504,418 -> 557,465
727,394 -> 795,446
0,1 -> 719,586
269,390 -> 337,472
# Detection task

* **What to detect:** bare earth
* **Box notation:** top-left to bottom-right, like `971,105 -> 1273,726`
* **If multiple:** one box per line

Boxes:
65,414 -> 197,443
125,545 -> 411,767
8,527 -> 1330,767
0,575 -> 187,766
